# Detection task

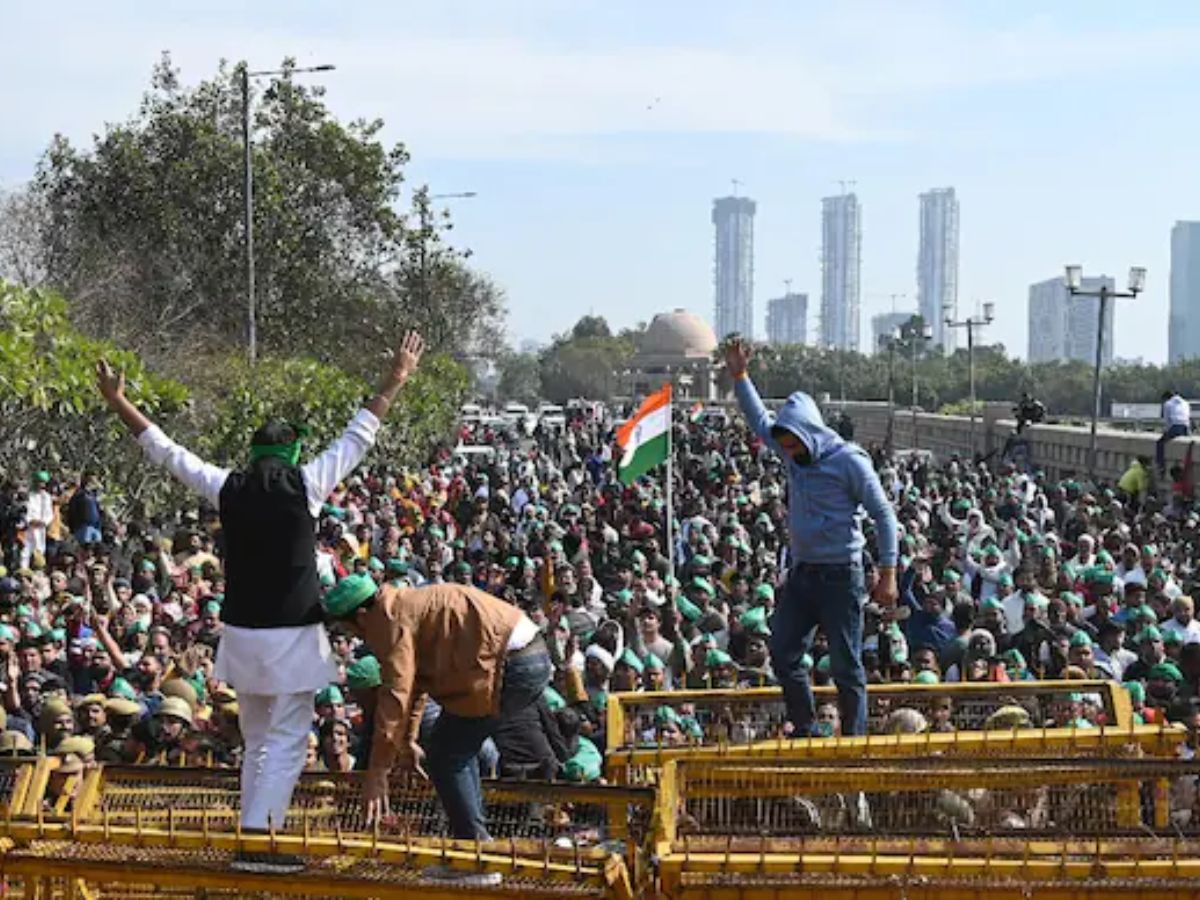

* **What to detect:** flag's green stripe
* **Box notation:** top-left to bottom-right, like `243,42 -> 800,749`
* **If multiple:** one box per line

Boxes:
618,431 -> 669,485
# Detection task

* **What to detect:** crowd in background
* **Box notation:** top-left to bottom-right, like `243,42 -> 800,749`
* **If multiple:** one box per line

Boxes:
1,398 -> 1199,785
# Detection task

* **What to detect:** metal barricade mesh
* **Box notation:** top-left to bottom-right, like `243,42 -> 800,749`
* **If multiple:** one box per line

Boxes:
1,841 -> 608,897
88,766 -> 654,853
671,757 -> 1200,843
610,681 -> 1123,752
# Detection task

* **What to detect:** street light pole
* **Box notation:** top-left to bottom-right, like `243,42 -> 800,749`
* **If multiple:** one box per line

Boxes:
1064,264 -> 1146,479
240,61 -> 336,365
944,303 -> 995,461
904,322 -> 933,449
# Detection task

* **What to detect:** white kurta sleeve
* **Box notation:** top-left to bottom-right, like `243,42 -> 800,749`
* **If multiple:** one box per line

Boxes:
300,409 -> 381,517
137,427 -> 230,508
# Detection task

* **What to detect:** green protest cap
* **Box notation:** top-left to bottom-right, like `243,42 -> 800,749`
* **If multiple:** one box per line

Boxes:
33,471 -> 50,484
914,670 -> 940,685
689,577 -> 715,598
346,655 -> 382,689
655,705 -> 682,727
1138,625 -> 1163,644
1123,681 -> 1146,703
315,685 -> 345,706
739,605 -> 770,636
1137,605 -> 1157,622
1002,648 -> 1026,668
1023,592 -> 1050,609
322,573 -> 378,618
543,686 -> 567,712
942,570 -> 961,585
690,555 -> 712,569
367,557 -> 385,572
800,653 -> 814,670
981,597 -> 1003,612
705,648 -> 733,668
386,558 -> 409,575
676,595 -> 703,623
1069,630 -> 1093,648
108,677 -> 138,701
49,628 -> 65,643
202,601 -> 221,616
1148,661 -> 1183,683
1088,570 -> 1115,587
1060,592 -> 1085,608
1164,629 -> 1184,646
643,653 -> 664,672
618,648 -> 645,675
754,584 -> 775,601
816,655 -> 831,674
0,625 -> 16,643
612,589 -> 633,606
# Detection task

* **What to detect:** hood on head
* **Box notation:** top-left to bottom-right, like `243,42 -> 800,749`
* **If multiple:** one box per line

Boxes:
773,392 -> 844,462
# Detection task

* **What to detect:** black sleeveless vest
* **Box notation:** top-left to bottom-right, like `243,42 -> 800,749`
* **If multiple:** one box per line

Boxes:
217,457 -> 322,628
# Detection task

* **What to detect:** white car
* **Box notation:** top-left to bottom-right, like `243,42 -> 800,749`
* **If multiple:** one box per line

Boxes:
538,404 -> 567,428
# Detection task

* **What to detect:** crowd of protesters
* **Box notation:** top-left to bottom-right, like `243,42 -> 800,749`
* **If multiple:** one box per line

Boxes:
1,384 -> 1199,789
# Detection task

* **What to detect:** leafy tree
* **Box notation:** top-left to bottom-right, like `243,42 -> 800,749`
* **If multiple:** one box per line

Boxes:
0,283 -> 188,514
496,352 -> 541,405
538,316 -> 637,402
29,54 -> 501,374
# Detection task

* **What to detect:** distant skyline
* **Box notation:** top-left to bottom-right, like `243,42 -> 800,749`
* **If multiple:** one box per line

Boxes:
712,195 -> 756,340
3,2 -> 1200,362
918,187 -> 960,353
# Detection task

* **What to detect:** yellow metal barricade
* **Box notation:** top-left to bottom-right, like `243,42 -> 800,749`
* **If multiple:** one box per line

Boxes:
655,756 -> 1200,899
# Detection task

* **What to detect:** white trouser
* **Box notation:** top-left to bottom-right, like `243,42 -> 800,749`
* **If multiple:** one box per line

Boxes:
237,691 -> 313,830
21,527 -> 45,568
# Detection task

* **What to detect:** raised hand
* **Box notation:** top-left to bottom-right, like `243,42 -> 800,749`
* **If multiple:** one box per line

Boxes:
723,337 -> 752,379
387,331 -> 426,386
95,359 -> 126,405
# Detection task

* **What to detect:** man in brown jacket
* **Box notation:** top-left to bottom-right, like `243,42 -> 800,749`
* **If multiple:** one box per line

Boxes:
323,572 -> 548,840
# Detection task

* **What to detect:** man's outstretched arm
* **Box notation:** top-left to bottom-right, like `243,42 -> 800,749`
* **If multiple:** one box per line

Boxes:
301,331 -> 425,515
96,360 -> 230,507
724,337 -> 781,450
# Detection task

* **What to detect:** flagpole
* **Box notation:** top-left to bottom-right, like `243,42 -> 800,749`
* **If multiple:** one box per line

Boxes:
665,383 -> 674,585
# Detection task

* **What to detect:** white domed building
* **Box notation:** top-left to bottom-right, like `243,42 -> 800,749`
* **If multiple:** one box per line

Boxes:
627,309 -> 719,401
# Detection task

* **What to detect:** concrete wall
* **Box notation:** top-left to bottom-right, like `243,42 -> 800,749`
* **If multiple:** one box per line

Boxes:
834,401 -> 1195,483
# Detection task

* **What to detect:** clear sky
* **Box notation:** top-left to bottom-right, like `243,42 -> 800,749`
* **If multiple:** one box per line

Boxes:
2,1 -> 1198,362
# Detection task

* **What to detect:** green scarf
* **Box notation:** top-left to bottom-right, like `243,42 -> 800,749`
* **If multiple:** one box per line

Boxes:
249,425 -> 307,465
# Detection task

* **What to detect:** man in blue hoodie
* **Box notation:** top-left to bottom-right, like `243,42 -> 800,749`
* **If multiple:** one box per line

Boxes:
726,339 -> 898,736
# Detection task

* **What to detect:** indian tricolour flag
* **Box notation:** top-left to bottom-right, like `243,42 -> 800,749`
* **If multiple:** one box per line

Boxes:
616,384 -> 672,485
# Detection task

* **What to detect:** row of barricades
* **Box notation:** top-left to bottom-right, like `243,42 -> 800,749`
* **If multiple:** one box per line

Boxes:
0,680 -> 1195,897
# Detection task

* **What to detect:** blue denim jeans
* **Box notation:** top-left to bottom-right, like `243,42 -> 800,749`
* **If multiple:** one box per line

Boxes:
1157,423 -> 1190,473
770,562 -> 867,737
425,649 -> 552,840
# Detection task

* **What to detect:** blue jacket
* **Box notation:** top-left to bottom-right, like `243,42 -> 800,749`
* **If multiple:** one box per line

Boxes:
900,567 -> 957,653
735,378 -> 898,567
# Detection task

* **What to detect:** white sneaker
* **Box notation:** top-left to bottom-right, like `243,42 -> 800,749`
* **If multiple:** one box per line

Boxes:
422,863 -> 503,887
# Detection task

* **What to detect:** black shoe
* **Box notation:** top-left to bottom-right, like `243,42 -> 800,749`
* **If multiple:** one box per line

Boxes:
231,851 -> 306,875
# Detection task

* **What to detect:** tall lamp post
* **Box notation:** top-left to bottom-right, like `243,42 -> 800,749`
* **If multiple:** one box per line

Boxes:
902,321 -> 934,449
241,62 -> 336,365
878,330 -> 901,453
1064,264 -> 1146,479
944,302 -> 995,461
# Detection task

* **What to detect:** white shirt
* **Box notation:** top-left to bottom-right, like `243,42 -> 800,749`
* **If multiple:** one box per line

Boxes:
25,489 -> 52,531
137,408 -> 381,695
1163,617 -> 1200,645
1165,395 -> 1191,428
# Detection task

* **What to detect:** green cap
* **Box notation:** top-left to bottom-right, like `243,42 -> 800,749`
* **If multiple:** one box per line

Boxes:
1123,681 -> 1146,703
33,471 -> 50,484
49,628 -> 65,643
1061,592 -> 1085,608
386,558 -> 409,575
689,577 -> 715,598
754,584 -> 775,601
315,685 -> 345,706
109,677 -> 137,701
981,597 -> 1003,612
346,656 -> 382,689
676,595 -> 703,623
367,557 -> 384,572
322,573 -> 378,618
1137,605 -> 1158,622
543,686 -> 567,712
655,706 -> 682,727
942,570 -> 961,585
1148,661 -> 1183,683
612,589 -> 633,606
202,601 -> 221,616
1002,648 -> 1027,669
739,605 -> 771,636
914,670 -> 940,685
1023,592 -> 1050,609
618,648 -> 645,674
1164,629 -> 1184,646
1138,625 -> 1164,644
705,648 -> 733,668
1069,630 -> 1093,648
0,625 -> 16,643
643,653 -> 664,672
